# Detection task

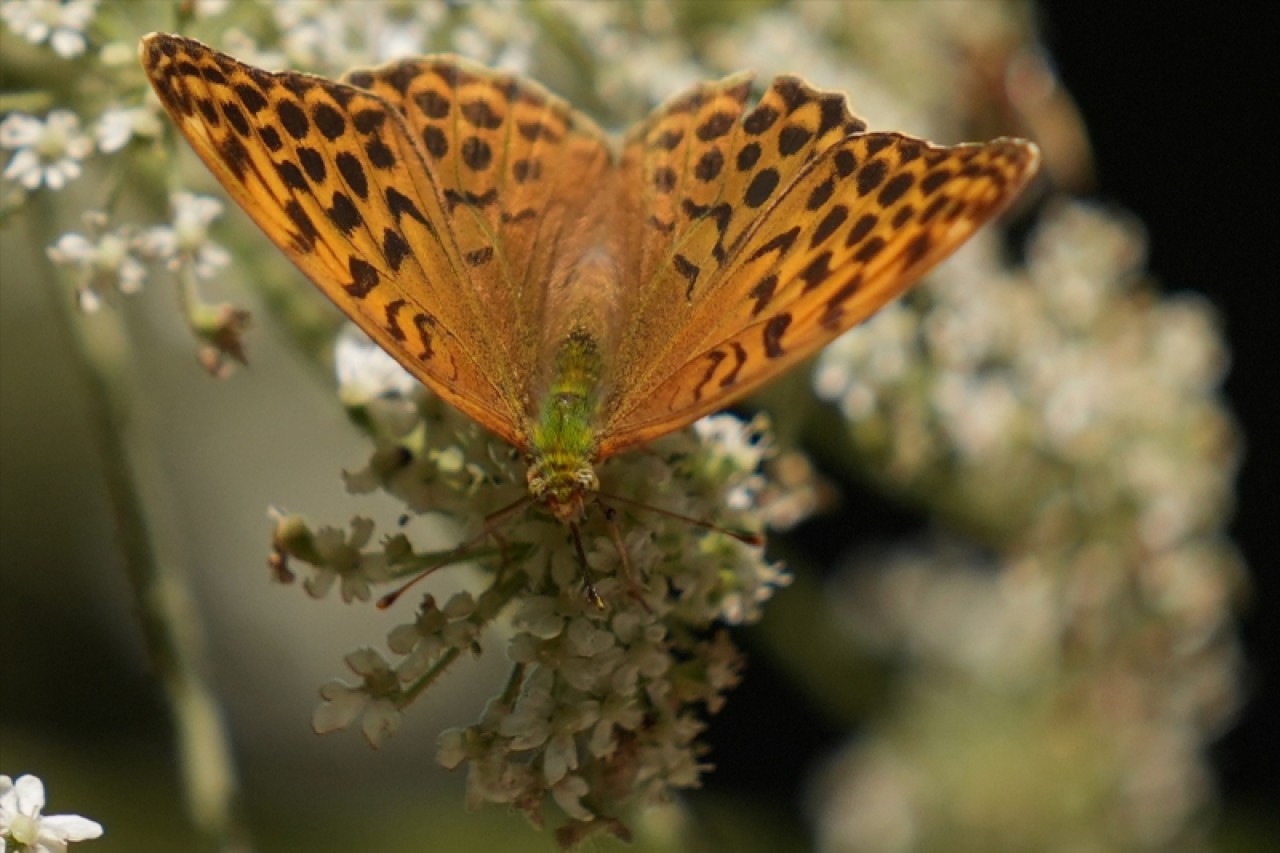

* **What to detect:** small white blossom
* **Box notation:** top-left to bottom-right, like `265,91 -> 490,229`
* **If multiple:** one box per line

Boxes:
303,516 -> 386,602
140,192 -> 230,280
0,773 -> 103,852
94,102 -> 162,153
0,0 -> 97,58
191,0 -> 230,18
0,110 -> 93,190
312,648 -> 401,747
550,774 -> 593,822
47,213 -> 146,311
334,324 -> 420,417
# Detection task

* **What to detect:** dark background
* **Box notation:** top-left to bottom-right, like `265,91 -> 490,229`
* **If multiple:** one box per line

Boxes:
1036,2 -> 1277,816
707,1 -> 1278,836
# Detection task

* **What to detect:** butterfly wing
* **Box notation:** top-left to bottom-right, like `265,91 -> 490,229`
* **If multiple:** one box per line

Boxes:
140,34 -> 548,449
599,76 -> 1039,456
340,55 -> 615,394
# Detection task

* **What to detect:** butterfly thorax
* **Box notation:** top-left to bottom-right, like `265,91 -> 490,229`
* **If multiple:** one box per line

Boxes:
526,327 -> 606,523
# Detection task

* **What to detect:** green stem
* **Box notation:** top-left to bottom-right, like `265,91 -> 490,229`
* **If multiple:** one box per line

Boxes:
29,196 -> 252,851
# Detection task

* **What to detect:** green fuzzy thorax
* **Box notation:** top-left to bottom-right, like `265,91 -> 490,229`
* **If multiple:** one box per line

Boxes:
526,328 -> 605,521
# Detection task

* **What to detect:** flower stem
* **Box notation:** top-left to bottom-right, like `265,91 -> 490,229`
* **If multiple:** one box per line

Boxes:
30,196 -> 252,850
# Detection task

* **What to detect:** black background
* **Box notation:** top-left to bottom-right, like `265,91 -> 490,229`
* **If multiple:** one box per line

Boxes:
1037,2 -> 1277,814
707,2 -> 1278,835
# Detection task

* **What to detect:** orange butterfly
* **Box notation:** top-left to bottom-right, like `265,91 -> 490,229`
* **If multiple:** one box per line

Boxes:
141,33 -> 1038,535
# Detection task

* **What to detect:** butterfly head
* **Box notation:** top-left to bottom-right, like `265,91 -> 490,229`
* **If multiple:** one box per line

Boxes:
527,455 -> 599,524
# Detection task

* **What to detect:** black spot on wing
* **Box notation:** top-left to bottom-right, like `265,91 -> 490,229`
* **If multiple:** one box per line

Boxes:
383,228 -> 411,271
736,142 -> 761,172
365,137 -> 395,169
465,246 -> 494,267
276,159 -> 308,191
460,136 -> 492,171
297,146 -> 326,182
327,192 -> 361,235
719,342 -> 748,388
336,151 -> 368,199
673,254 -> 700,298
744,167 -> 780,208
344,256 -> 379,297
221,102 -> 250,136
777,124 -> 812,156
284,199 -> 318,250
810,204 -> 848,248
749,273 -> 777,317
421,126 -> 448,158
277,99 -> 309,140
857,159 -> 888,196
763,313 -> 791,358
311,102 -> 346,140
386,187 -> 430,228
877,173 -> 914,207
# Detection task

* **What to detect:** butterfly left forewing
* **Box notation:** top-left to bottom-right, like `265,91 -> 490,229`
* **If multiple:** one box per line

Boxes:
599,129 -> 1039,456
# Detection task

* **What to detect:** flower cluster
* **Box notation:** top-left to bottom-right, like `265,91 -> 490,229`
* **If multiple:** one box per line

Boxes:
807,205 -> 1240,850
1,0 -> 96,58
270,331 -> 794,841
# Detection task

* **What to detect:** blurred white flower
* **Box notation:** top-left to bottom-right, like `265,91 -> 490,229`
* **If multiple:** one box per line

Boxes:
140,192 -> 229,280
0,110 -> 93,190
0,0 -> 97,58
191,0 -> 230,18
334,324 -> 419,403
94,101 -> 162,153
47,213 -> 146,312
0,773 -> 103,852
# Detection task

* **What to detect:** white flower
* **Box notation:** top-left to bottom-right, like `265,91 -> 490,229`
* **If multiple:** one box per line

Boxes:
140,192 -> 230,280
47,213 -> 146,311
334,324 -> 420,409
0,110 -> 93,190
0,0 -> 97,58
0,773 -> 103,852
312,648 -> 402,747
191,0 -> 230,18
304,516 -> 384,602
94,102 -> 162,153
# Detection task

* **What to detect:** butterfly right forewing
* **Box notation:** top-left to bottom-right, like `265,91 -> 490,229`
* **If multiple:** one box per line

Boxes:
600,85 -> 1039,455
606,76 -> 869,429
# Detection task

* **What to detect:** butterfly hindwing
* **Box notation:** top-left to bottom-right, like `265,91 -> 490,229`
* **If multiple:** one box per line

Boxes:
342,55 -> 615,393
140,33 -> 529,447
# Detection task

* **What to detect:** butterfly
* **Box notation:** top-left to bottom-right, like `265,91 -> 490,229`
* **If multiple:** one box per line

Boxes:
141,33 -> 1039,533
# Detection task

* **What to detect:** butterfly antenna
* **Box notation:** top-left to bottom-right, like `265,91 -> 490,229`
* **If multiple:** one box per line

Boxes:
592,490 -> 764,546
377,494 -> 533,609
569,521 -> 606,611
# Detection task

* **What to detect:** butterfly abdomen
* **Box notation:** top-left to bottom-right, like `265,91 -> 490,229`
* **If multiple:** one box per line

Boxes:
526,328 -> 605,522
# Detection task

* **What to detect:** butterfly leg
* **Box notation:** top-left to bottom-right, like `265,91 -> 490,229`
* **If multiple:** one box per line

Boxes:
597,503 -> 652,614
569,522 -> 606,611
